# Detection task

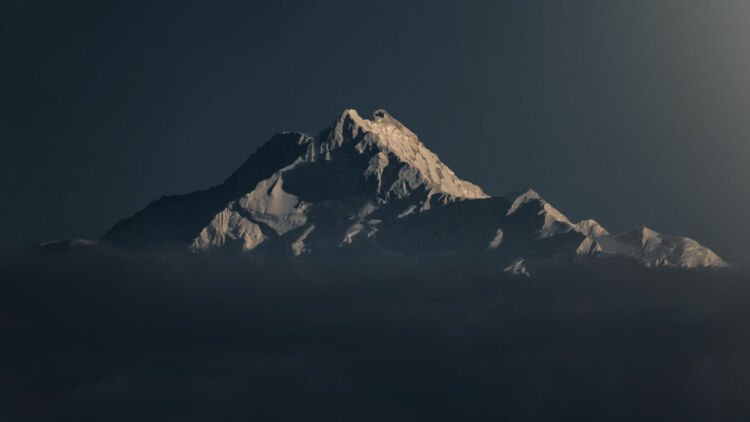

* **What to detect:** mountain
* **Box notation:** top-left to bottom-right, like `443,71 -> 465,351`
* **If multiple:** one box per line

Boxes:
101,109 -> 729,272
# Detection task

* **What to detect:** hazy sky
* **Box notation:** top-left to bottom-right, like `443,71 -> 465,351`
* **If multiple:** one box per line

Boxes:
2,1 -> 749,264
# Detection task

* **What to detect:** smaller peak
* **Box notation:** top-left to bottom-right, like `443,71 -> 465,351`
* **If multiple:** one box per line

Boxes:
505,188 -> 542,201
333,109 -> 365,128
340,108 -> 362,120
372,109 -> 391,120
578,218 -> 599,225
520,188 -> 541,199
505,188 -> 543,216
633,225 -> 659,236
324,109 -> 367,149
576,219 -> 610,237
278,131 -> 314,144
628,226 -> 662,248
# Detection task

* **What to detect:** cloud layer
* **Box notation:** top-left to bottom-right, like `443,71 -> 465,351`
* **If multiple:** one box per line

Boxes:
2,249 -> 749,421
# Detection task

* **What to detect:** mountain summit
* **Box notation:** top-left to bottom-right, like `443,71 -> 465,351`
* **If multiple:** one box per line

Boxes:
102,109 -> 729,272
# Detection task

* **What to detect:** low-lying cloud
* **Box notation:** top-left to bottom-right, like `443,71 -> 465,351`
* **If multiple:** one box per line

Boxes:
1,248 -> 749,421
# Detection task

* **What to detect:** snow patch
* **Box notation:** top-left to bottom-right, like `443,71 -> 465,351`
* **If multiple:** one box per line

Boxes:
237,171 -> 309,236
341,219 -> 382,246
292,225 -> 315,256
341,223 -> 364,245
191,208 -> 266,252
364,152 -> 390,194
488,228 -> 504,249
589,226 -> 730,268
398,205 -> 417,218
503,258 -> 530,277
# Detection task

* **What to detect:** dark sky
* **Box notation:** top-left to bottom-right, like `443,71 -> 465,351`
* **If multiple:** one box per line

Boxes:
2,1 -> 749,264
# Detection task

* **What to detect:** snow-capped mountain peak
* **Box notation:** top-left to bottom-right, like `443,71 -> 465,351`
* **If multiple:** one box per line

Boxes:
589,226 -> 730,269
505,189 -> 577,238
100,108 -> 730,272
575,219 -> 610,238
322,109 -> 488,201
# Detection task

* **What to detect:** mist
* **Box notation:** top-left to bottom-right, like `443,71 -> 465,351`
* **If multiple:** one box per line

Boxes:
2,249 -> 749,421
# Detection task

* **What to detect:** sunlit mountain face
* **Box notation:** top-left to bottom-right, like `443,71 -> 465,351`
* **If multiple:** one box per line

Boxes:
94,109 -> 729,275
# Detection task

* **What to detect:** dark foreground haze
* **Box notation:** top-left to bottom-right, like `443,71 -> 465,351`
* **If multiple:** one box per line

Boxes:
2,249 -> 749,421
